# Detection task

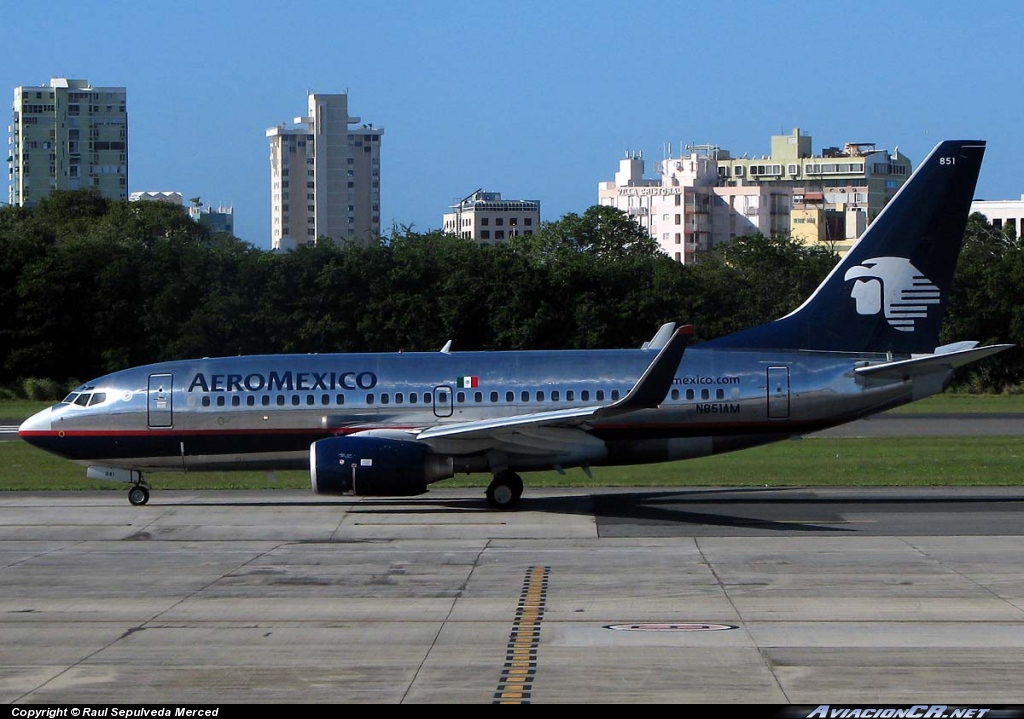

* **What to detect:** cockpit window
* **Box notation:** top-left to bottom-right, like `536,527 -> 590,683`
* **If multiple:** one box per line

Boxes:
87,392 -> 106,406
62,392 -> 80,404
74,393 -> 91,406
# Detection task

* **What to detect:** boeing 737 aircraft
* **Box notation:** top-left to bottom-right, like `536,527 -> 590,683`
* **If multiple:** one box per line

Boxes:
19,139 -> 1011,509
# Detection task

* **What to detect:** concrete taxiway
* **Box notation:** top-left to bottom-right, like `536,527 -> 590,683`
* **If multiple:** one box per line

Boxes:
1,487 -> 1023,704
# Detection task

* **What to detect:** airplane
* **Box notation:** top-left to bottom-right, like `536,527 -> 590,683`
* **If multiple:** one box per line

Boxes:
18,139 -> 1012,509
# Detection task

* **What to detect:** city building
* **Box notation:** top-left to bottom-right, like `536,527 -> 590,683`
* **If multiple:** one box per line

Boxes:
8,77 -> 128,206
720,129 -> 912,254
598,149 -> 790,263
189,203 -> 234,235
442,190 -> 540,242
267,92 -> 381,250
129,191 -> 182,204
129,191 -> 235,236
970,195 -> 1024,237
598,129 -> 913,262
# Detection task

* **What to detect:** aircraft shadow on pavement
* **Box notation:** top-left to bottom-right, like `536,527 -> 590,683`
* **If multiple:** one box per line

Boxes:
146,486 -> 1023,533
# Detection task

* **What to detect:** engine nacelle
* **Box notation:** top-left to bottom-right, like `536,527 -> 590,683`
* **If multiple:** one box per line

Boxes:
310,436 -> 453,497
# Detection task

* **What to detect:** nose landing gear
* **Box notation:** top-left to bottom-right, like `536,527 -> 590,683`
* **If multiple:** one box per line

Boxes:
128,481 -> 150,506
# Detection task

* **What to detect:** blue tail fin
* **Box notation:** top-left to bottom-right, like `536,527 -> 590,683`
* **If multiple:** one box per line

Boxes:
704,140 -> 986,354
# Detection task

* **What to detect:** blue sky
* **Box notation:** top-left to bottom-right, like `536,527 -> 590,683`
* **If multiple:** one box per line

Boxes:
3,0 -> 1022,249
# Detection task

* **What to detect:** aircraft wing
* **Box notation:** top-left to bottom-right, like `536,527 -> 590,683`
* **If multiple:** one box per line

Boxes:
854,343 -> 1014,380
414,325 -> 693,442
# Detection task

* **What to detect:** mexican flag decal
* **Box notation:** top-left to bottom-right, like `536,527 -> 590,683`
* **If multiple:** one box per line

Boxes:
456,376 -> 479,388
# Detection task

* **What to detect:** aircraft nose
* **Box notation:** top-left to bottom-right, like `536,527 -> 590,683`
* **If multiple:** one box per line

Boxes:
18,407 -> 52,436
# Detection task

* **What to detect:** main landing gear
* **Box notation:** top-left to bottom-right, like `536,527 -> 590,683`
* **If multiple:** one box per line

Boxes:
486,470 -> 523,510
127,480 -> 150,506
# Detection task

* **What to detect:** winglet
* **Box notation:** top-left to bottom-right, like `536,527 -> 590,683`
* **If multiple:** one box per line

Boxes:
643,322 -> 677,350
440,340 -> 453,354
598,324 -> 692,417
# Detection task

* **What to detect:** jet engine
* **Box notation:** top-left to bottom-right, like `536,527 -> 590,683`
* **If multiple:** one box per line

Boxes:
310,436 -> 454,497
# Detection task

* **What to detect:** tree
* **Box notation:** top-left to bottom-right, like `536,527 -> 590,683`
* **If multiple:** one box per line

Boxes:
685,233 -> 836,340
524,205 -> 661,259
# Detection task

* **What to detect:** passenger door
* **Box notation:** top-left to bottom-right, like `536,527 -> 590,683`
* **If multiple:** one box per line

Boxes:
148,373 -> 173,428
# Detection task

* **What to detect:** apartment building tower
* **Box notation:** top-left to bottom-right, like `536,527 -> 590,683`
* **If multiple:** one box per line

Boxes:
598,129 -> 912,262
8,77 -> 128,206
267,92 -> 382,250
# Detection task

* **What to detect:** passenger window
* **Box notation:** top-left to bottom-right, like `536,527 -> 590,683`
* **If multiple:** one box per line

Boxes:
247,396 -> 255,406
521,391 -> 529,402
701,389 -> 709,400
596,390 -> 605,401
490,391 -> 498,402
395,393 -> 403,404
321,394 -> 329,406
381,394 -> 389,405
426,392 -> 435,403
262,395 -> 271,406
409,393 -> 417,403
552,390 -> 560,401
231,396 -> 240,406
581,390 -> 590,401
217,396 -> 225,407
506,391 -> 514,402
536,391 -> 544,402
716,388 -> 725,400
367,394 -> 375,404
567,390 -> 574,401
457,391 -> 465,403
611,390 -> 620,401
202,396 -> 211,407
671,389 -> 679,400
277,395 -> 285,406
306,395 -> 314,405
474,391 -> 482,403
291,395 -> 300,406
335,394 -> 345,405
686,389 -> 694,400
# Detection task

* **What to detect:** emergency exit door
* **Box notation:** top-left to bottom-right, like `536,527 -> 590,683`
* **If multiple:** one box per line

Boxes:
767,366 -> 790,419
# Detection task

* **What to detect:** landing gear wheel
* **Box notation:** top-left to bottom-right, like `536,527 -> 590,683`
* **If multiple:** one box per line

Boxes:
486,471 -> 523,510
128,484 -> 150,506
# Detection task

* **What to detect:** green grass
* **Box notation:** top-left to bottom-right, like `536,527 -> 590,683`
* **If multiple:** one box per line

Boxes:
0,399 -> 54,421
3,435 -> 1023,492
885,392 -> 1024,414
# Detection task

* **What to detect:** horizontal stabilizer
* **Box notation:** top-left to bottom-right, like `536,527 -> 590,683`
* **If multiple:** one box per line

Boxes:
855,343 -> 1013,380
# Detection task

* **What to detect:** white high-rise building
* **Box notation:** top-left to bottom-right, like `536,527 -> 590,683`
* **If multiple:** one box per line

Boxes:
8,78 -> 128,206
267,92 -> 382,250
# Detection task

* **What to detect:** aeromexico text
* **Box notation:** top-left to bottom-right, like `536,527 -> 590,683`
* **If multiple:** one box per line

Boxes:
187,371 -> 378,393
